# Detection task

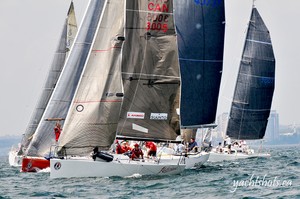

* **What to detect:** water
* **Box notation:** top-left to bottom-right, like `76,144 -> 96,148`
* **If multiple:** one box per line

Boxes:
1,146 -> 299,198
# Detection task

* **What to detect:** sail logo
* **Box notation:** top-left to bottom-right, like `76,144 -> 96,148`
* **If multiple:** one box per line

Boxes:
150,113 -> 168,120
127,112 -> 145,119
54,162 -> 62,170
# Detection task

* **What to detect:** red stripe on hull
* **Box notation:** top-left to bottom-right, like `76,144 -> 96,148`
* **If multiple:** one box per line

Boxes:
21,157 -> 50,172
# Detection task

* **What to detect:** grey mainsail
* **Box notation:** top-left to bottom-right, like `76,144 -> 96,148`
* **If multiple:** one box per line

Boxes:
57,0 -> 125,156
116,1 -> 180,141
21,2 -> 77,150
174,0 -> 225,129
226,7 -> 275,140
26,0 -> 105,156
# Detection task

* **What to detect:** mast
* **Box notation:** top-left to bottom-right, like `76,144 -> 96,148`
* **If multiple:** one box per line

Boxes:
226,7 -> 275,140
21,2 -> 78,151
26,0 -> 105,156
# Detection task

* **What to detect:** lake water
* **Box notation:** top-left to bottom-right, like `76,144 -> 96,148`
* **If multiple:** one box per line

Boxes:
0,145 -> 299,198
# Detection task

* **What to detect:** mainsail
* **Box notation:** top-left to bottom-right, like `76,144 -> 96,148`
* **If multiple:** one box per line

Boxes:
174,0 -> 225,129
58,0 -> 125,156
21,2 -> 77,150
116,0 -> 181,141
26,0 -> 105,156
226,7 -> 275,140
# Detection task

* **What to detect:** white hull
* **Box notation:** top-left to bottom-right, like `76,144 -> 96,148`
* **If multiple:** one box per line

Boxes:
208,151 -> 270,163
8,149 -> 22,167
50,156 -> 185,179
159,151 -> 210,169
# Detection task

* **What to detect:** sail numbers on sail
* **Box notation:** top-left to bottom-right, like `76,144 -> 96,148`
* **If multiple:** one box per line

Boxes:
147,1 -> 170,32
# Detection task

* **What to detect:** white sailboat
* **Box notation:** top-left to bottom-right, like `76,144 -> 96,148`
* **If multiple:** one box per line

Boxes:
50,0 -> 185,179
8,2 -> 77,168
209,6 -> 274,163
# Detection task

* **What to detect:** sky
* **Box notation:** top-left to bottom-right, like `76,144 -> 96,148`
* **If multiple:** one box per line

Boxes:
0,0 -> 299,137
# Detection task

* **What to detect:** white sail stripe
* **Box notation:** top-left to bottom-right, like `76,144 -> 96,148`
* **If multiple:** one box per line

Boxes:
246,39 -> 272,45
232,106 -> 271,112
126,9 -> 174,15
239,73 -> 274,79
122,72 -> 180,79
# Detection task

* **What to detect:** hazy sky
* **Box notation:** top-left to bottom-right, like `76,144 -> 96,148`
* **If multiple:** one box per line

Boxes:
0,0 -> 299,136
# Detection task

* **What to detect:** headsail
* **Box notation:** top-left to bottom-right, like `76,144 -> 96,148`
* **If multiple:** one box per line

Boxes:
21,2 -> 77,150
116,1 -> 180,141
26,0 -> 105,156
226,8 -> 275,140
58,0 -> 125,156
174,0 -> 225,128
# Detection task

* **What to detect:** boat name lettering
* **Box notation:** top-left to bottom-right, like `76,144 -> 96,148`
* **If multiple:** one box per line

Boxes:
160,166 -> 177,173
127,112 -> 145,119
150,113 -> 168,120
146,1 -> 169,33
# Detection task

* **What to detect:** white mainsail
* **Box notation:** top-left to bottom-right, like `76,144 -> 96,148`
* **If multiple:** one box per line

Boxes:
26,0 -> 105,157
57,0 -> 125,156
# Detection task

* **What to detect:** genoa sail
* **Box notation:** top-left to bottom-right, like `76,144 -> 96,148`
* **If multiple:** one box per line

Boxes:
174,0 -> 225,128
226,7 -> 275,140
58,0 -> 125,156
21,2 -> 77,151
116,0 -> 181,142
26,0 -> 105,156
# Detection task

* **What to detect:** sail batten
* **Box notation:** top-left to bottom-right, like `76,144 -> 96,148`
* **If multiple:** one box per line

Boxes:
226,8 -> 275,140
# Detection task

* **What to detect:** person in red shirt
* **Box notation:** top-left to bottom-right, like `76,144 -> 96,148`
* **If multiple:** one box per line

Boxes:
115,140 -> 124,154
121,141 -> 132,153
145,141 -> 157,158
54,122 -> 61,142
131,143 -> 144,160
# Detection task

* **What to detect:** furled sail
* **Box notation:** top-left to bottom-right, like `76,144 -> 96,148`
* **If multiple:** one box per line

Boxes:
26,0 -> 105,156
21,2 -> 77,150
174,0 -> 225,128
116,0 -> 180,141
58,0 -> 125,156
226,8 -> 275,140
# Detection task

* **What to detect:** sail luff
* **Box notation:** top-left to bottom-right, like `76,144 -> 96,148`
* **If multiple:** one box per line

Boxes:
116,1 -> 181,141
226,8 -> 275,140
58,0 -> 125,156
21,2 -> 78,150
26,0 -> 105,156
174,0 -> 226,128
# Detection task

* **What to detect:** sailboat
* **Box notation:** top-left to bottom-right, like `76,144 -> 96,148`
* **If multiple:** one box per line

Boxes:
50,0 -> 186,179
162,0 -> 225,166
18,2 -> 78,171
209,6 -> 275,162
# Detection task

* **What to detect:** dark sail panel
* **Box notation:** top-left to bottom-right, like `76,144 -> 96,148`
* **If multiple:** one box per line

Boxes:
174,0 -> 225,128
226,8 -> 275,140
117,1 -> 180,141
